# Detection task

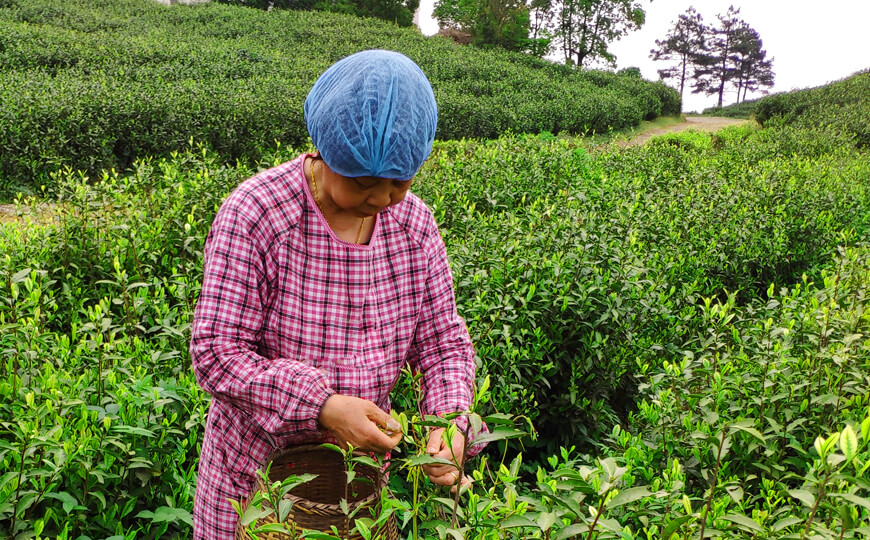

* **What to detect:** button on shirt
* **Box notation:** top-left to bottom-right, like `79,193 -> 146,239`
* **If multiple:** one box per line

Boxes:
190,154 -> 476,539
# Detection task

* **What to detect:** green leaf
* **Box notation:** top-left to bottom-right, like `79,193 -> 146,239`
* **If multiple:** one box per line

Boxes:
254,523 -> 293,534
298,532 -> 342,539
136,506 -> 192,525
111,425 -> 156,437
445,528 -> 465,540
789,489 -> 816,507
771,516 -> 802,531
239,504 -> 273,527
499,515 -> 537,529
44,491 -> 81,514
402,454 -> 454,467
861,417 -> 870,445
0,472 -> 18,493
468,427 -> 525,446
11,268 -> 31,283
554,523 -> 588,540
278,498 -> 293,522
829,492 -> 870,513
839,425 -> 858,461
482,413 -> 515,425
606,486 -> 651,509
661,515 -> 693,539
720,513 -> 763,533
350,455 -> 379,469
419,415 -> 452,428
537,511 -> 556,531
730,423 -> 766,444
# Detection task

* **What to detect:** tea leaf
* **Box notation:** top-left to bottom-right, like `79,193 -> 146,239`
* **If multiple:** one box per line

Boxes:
839,424 -> 858,461
606,486 -> 652,509
720,513 -> 763,533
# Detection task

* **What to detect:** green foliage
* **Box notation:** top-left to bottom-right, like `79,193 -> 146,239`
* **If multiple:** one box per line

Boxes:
701,97 -> 761,118
0,0 -> 677,197
215,0 -> 420,28
551,0 -> 646,68
754,70 -> 870,149
434,0 -> 533,53
1,50 -> 869,539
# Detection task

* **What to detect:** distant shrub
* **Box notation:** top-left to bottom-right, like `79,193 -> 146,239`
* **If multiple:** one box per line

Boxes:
701,97 -> 760,118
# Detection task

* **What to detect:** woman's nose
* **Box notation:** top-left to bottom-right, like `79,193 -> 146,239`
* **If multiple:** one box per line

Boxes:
368,184 -> 393,208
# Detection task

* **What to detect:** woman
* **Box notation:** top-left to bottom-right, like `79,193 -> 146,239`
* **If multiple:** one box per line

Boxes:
190,50 -> 479,539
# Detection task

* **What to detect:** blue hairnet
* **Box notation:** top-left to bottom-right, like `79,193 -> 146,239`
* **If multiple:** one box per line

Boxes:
304,50 -> 438,180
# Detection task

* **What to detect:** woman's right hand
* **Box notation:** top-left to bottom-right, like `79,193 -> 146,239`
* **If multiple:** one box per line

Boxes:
318,394 -> 402,453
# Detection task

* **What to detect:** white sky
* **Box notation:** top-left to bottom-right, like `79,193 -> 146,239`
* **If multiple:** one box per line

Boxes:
416,0 -> 870,113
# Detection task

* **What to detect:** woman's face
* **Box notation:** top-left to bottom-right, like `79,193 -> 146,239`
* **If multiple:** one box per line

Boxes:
319,161 -> 414,218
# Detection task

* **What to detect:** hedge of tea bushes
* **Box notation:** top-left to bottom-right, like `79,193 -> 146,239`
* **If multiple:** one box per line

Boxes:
411,126 -> 870,457
0,0 -> 679,196
701,97 -> 761,118
2,127 -> 869,538
755,70 -> 870,149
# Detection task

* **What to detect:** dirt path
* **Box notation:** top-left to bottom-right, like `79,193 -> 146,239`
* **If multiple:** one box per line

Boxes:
619,116 -> 753,147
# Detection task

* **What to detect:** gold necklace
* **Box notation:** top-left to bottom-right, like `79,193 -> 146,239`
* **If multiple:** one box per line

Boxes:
310,159 -> 366,244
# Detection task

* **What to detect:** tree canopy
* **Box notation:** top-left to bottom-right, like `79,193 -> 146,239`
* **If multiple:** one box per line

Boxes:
552,0 -> 646,68
652,5 -> 774,109
435,0 -> 648,63
649,6 -> 705,103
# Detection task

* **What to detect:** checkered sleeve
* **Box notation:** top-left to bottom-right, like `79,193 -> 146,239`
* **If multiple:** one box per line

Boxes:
190,196 -> 333,435
407,218 -> 476,422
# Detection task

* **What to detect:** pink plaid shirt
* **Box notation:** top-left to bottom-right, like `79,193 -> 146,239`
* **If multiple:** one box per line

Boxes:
190,154 -> 476,539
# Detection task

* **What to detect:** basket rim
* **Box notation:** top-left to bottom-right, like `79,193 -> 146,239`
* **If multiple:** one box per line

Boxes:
255,444 -> 384,513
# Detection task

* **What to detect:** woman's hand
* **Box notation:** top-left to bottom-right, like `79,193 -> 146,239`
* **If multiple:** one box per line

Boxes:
424,427 -> 470,492
318,394 -> 402,454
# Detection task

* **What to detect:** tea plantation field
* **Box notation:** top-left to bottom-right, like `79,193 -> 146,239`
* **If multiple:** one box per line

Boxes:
1,1 -> 869,537
0,0 -> 678,197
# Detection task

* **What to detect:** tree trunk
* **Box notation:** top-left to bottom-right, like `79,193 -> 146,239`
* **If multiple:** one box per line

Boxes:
679,54 -> 687,102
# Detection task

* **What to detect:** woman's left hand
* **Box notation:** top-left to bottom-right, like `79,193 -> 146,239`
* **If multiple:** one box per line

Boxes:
424,428 -> 470,492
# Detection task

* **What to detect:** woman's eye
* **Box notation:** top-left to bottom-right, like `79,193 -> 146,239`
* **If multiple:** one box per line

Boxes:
354,178 -> 378,189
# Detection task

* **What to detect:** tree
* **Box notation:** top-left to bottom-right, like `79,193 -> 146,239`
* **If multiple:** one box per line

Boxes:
434,0 -> 533,53
649,6 -> 706,105
528,0 -> 555,56
729,25 -> 774,102
552,0 -> 646,68
691,5 -> 744,107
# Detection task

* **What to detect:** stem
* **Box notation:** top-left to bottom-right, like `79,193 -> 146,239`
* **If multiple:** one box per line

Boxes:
800,469 -> 829,540
451,421 -> 472,529
585,497 -> 606,540
698,431 -> 728,540
412,468 -> 419,540
9,439 -> 28,535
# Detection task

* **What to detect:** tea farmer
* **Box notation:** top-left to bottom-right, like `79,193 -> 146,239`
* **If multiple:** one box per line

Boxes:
190,50 -> 481,539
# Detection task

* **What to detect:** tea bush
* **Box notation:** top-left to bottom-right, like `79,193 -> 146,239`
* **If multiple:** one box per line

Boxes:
2,107 -> 869,537
754,70 -> 870,148
701,98 -> 760,119
0,0 -> 679,196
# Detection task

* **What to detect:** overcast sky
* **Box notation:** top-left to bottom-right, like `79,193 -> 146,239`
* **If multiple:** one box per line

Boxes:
416,0 -> 870,113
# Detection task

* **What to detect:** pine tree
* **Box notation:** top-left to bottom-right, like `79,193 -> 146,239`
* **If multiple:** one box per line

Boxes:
649,6 -> 706,106
692,5 -> 744,108
729,26 -> 774,102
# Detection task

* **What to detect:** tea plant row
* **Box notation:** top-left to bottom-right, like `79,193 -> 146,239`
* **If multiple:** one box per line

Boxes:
0,0 -> 679,197
3,104 -> 870,536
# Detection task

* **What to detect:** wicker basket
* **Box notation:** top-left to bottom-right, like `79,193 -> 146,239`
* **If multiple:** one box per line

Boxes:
234,445 -> 398,540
